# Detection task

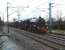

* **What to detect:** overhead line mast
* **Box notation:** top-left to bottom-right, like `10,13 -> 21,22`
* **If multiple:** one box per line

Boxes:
7,2 -> 9,33
49,0 -> 54,32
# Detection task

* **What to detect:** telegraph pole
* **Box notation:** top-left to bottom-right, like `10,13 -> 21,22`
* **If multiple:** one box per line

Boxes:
49,2 -> 52,32
18,14 -> 20,22
3,13 -> 4,23
17,10 -> 20,22
7,2 -> 9,33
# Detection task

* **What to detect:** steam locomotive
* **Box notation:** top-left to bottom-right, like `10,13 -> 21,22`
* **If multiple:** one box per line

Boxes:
10,17 -> 48,34
28,17 -> 48,33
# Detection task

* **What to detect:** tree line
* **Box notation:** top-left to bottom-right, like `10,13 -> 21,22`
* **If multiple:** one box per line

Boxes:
47,18 -> 65,30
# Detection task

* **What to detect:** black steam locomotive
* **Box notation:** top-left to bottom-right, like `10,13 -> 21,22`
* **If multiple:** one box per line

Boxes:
10,17 -> 48,34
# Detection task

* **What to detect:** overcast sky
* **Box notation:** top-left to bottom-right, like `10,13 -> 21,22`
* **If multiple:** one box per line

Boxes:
0,0 -> 65,22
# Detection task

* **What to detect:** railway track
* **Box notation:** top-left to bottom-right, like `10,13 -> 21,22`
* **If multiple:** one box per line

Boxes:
4,26 -> 65,50
10,28 -> 65,50
30,31 -> 65,46
48,33 -> 65,39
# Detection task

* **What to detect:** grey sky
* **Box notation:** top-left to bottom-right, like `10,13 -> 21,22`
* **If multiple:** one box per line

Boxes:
0,0 -> 65,22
